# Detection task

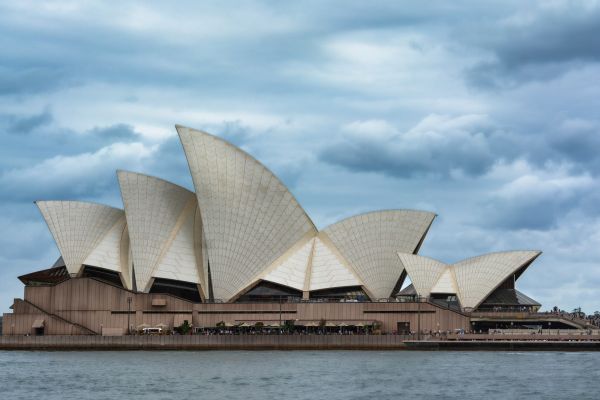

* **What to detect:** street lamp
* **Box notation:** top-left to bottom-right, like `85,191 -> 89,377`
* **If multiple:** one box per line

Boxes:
127,297 -> 132,335
417,296 -> 421,341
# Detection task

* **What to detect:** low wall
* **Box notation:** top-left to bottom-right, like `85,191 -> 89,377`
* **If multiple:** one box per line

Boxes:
2,335 -> 600,351
447,333 -> 600,341
0,335 -> 409,350
405,340 -> 600,351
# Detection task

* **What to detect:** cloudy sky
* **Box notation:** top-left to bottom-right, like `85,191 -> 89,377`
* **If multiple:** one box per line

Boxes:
1,0 -> 599,313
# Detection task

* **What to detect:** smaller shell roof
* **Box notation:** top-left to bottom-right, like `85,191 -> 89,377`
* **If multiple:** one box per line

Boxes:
398,250 -> 541,310
117,170 -> 198,292
452,250 -> 541,309
36,200 -> 124,276
398,253 -> 446,298
322,209 -> 436,299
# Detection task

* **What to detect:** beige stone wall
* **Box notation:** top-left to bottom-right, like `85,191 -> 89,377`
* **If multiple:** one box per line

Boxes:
5,278 -> 469,335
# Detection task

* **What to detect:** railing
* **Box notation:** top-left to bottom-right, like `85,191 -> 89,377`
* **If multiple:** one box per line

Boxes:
206,296 -> 431,304
470,311 -> 532,318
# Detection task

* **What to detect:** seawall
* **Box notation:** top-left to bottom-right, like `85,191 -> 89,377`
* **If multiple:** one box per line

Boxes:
1,336 -> 600,351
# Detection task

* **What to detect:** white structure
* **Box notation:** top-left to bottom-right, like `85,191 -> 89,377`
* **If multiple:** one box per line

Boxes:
322,210 -> 435,299
117,171 -> 203,294
34,124 -> 542,309
177,125 -> 318,301
36,201 -> 124,277
398,251 -> 541,310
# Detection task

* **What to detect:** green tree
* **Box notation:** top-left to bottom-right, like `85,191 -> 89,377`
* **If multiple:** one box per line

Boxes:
175,320 -> 191,335
283,320 -> 295,333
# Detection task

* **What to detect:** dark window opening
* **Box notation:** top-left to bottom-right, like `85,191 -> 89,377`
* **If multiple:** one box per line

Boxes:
430,293 -> 461,311
81,265 -> 123,288
397,321 -> 411,335
394,283 -> 418,302
149,278 -> 201,303
390,270 -> 407,298
309,286 -> 369,302
476,288 -> 540,312
207,259 -> 214,301
131,264 -> 137,292
236,281 -> 302,303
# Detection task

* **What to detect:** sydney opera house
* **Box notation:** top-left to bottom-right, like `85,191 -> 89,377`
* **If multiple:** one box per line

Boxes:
3,125 -> 567,337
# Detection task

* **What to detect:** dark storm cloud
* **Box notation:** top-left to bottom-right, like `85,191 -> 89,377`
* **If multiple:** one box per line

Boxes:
0,111 -> 141,168
219,120 -> 254,147
319,115 -> 511,178
486,197 -> 570,231
0,115 -> 150,202
6,108 -> 53,134
0,66 -> 75,95
320,139 -> 495,178
143,135 -> 194,190
549,120 -> 600,172
478,167 -> 599,231
464,7 -> 600,88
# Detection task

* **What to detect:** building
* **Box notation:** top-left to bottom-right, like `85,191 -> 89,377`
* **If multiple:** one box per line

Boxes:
4,125 -> 575,337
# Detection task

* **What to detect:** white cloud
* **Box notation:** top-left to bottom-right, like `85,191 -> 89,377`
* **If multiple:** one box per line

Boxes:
0,142 -> 158,200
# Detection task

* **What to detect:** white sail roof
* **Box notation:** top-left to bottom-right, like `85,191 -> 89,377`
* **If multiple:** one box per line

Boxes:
36,201 -> 124,276
309,236 -> 362,291
117,171 -> 199,292
177,125 -> 317,301
452,250 -> 541,310
400,251 -> 541,310
322,210 -> 435,299
430,268 -> 458,294
83,215 -> 128,284
152,202 -> 201,285
262,237 -> 314,291
397,253 -> 447,298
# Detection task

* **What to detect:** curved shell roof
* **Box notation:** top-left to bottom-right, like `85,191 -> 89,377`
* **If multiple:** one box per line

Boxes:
309,236 -> 362,291
397,253 -> 447,298
36,201 -> 124,276
399,251 -> 541,310
453,250 -> 541,310
322,210 -> 435,299
117,171 -> 199,292
83,215 -> 127,275
262,237 -> 314,291
430,268 -> 458,294
177,125 -> 317,301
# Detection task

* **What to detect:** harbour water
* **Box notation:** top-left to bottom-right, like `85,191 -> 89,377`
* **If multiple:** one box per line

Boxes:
1,350 -> 598,399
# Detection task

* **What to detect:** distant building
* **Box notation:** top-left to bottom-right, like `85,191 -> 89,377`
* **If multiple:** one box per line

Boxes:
7,125 -> 575,337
